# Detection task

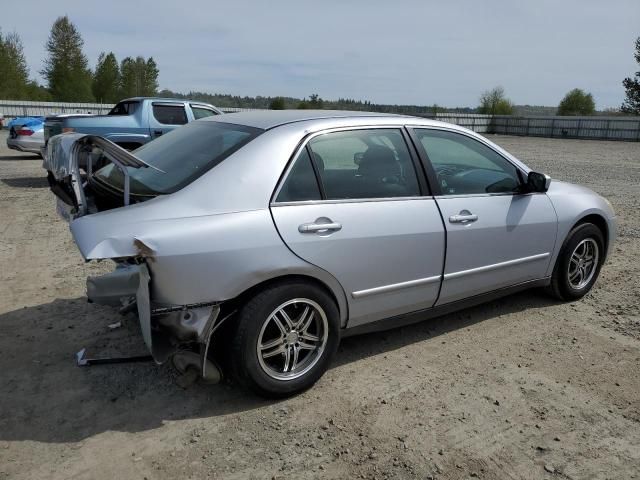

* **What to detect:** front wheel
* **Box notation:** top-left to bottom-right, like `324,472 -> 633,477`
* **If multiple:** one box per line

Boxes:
548,223 -> 604,300
230,281 -> 340,397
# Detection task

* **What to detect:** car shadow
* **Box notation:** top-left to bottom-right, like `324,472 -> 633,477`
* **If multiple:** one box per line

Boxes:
1,176 -> 49,188
0,291 -> 558,444
0,154 -> 41,161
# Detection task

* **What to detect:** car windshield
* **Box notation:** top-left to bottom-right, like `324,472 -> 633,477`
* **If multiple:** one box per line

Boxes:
93,121 -> 262,195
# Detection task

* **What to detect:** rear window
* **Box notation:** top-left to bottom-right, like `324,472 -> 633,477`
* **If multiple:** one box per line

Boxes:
152,104 -> 188,125
93,121 -> 262,195
108,101 -> 139,115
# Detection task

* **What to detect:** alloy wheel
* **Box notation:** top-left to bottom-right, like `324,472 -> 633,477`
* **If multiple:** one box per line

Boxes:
567,238 -> 599,290
256,298 -> 329,380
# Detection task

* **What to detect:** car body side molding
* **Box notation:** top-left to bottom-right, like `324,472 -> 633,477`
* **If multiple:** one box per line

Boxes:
342,277 -> 551,337
443,252 -> 551,280
351,274 -> 442,299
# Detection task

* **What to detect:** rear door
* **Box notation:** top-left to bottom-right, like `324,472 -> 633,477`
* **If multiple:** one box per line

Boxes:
270,127 -> 445,327
147,102 -> 189,139
410,127 -> 557,304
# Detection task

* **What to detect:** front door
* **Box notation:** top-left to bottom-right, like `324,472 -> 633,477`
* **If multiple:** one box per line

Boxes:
270,128 -> 446,327
411,128 -> 557,304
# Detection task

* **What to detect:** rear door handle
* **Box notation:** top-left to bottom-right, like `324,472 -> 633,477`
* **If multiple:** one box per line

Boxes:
298,221 -> 342,234
449,212 -> 478,224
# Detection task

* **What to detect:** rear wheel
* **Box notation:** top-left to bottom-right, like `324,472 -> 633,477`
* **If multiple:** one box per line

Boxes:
548,223 -> 604,300
230,281 -> 340,397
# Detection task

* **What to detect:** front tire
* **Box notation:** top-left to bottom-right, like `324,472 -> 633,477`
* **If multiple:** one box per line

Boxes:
230,281 -> 340,398
548,223 -> 604,300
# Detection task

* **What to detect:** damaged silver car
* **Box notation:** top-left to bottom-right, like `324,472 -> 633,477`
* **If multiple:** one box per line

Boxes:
44,111 -> 616,397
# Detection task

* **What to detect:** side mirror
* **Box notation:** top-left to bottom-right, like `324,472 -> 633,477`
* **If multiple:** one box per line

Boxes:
527,171 -> 551,193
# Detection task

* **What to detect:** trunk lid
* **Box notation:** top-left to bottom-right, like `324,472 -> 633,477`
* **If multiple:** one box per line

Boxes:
43,133 -> 159,220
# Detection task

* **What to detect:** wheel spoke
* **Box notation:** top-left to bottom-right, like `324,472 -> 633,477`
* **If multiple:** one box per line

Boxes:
283,346 -> 292,372
291,345 -> 300,370
300,332 -> 320,342
272,314 -> 288,335
294,306 -> 310,328
298,340 -> 316,350
279,309 -> 295,330
262,344 -> 285,359
299,311 -> 315,333
260,336 -> 283,351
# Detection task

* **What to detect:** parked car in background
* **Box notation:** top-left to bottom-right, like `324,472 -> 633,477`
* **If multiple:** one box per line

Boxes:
7,116 -> 46,156
43,110 -> 615,397
44,98 -> 222,151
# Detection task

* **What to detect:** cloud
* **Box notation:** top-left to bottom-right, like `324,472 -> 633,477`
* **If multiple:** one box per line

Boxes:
3,0 -> 639,108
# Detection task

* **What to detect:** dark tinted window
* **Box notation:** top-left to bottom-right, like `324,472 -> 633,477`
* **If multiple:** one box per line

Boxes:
191,106 -> 218,119
152,104 -> 188,125
276,148 -> 321,202
416,129 -> 520,195
108,101 -> 139,115
93,122 -> 262,195
307,129 -> 420,200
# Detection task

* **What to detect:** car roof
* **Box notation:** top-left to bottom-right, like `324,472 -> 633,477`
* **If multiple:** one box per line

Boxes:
204,109 -> 418,130
119,97 -> 213,104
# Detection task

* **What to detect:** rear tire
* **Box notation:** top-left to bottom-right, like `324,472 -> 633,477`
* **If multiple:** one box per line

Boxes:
230,280 -> 340,398
547,223 -> 604,301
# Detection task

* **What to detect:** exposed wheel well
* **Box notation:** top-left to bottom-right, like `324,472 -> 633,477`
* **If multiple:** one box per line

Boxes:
210,275 -> 345,367
574,214 -> 609,259
221,274 -> 344,323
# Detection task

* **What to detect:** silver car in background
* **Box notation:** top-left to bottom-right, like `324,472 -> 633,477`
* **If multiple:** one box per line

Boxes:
7,119 -> 45,156
44,111 -> 616,397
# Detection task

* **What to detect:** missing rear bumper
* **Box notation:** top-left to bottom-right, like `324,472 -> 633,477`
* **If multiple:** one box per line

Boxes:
86,263 -> 226,379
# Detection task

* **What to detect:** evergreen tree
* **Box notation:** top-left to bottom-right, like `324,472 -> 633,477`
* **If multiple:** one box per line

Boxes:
41,16 -> 94,101
120,56 -> 158,97
92,52 -> 121,103
621,37 -> 640,115
0,30 -> 30,99
143,57 -> 159,96
269,97 -> 286,109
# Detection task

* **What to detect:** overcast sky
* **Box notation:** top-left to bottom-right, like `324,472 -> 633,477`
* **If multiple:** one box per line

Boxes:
3,0 -> 639,108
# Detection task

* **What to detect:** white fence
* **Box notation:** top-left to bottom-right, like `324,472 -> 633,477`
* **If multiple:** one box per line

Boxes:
1,100 -> 638,141
0,100 -> 262,117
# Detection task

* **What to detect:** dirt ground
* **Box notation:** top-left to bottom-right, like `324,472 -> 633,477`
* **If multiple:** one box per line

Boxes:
0,130 -> 638,480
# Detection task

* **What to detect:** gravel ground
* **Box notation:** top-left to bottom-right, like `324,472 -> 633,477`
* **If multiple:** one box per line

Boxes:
0,131 -> 638,480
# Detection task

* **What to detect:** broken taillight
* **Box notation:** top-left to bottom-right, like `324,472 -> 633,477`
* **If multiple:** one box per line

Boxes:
16,128 -> 34,136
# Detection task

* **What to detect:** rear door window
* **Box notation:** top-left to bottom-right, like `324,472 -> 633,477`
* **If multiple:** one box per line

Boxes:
108,101 -> 139,115
152,104 -> 188,125
191,105 -> 219,119
308,129 -> 421,200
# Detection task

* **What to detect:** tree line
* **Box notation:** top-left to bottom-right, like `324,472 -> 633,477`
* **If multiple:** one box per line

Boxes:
0,16 -> 158,103
1,17 -> 639,116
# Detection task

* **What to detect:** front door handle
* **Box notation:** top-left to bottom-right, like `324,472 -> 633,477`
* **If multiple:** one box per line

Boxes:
449,210 -> 478,224
298,220 -> 342,234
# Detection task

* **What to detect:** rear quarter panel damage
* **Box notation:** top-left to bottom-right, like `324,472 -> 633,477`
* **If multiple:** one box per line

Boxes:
70,208 -> 349,325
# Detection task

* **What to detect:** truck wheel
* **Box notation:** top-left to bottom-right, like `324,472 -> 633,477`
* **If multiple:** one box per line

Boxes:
547,223 -> 604,301
230,280 -> 340,398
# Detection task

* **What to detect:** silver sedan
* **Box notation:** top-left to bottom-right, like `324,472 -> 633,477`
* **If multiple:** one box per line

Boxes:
7,121 -> 45,156
44,111 -> 616,397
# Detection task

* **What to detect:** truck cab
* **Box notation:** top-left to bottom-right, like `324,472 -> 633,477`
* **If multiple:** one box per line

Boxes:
44,98 -> 222,150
